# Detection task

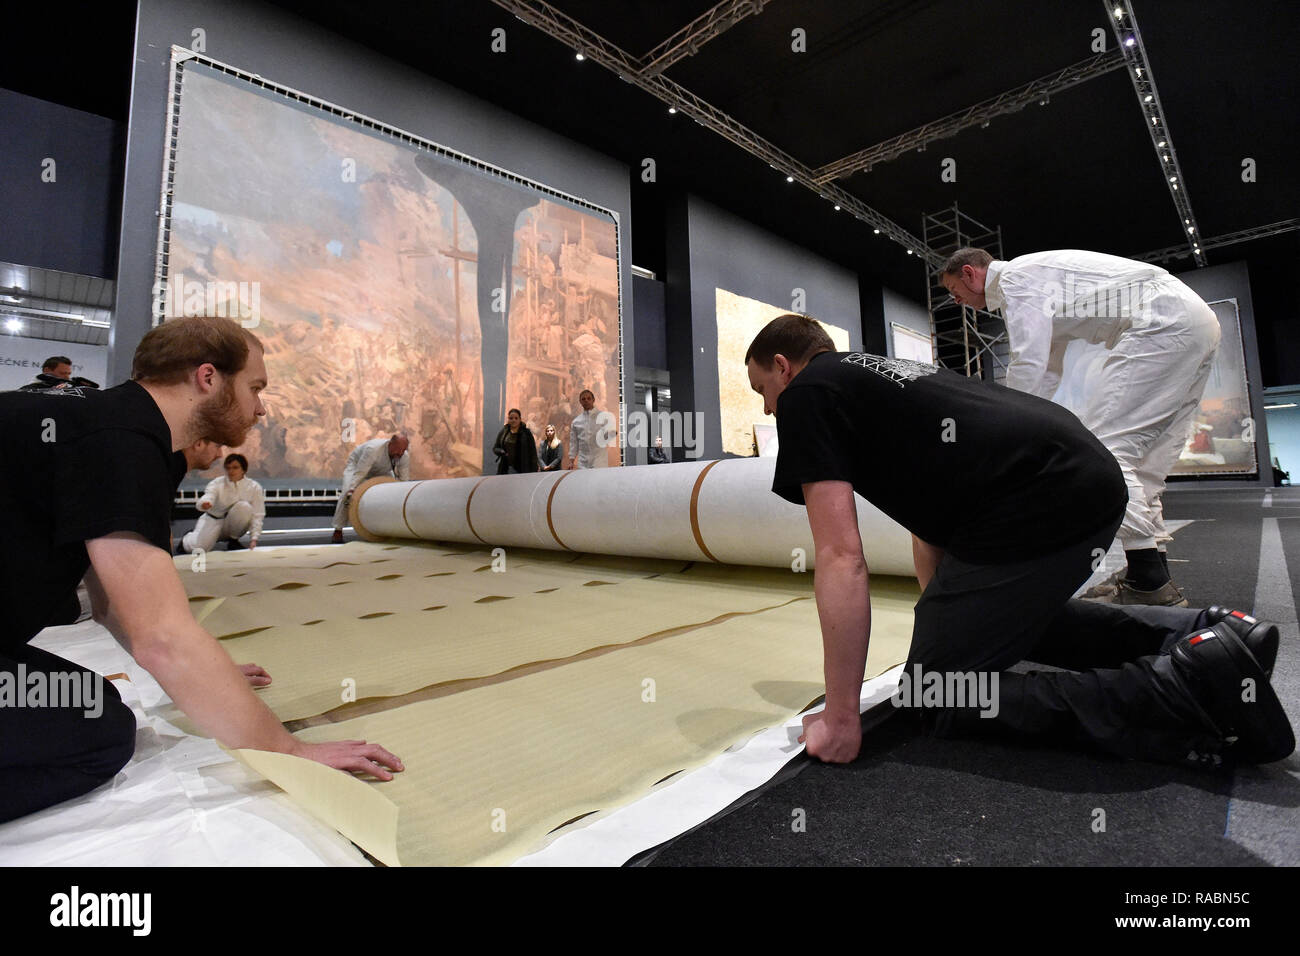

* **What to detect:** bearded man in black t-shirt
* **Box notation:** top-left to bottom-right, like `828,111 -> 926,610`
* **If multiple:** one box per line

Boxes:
0,316 -> 402,824
745,314 -> 1291,771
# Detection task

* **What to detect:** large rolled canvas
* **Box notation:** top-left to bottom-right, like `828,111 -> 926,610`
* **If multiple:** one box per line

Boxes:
356,456 -> 916,575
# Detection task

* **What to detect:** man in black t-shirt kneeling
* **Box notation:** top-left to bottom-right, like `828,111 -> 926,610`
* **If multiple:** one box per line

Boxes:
745,314 -> 1291,770
0,316 -> 402,824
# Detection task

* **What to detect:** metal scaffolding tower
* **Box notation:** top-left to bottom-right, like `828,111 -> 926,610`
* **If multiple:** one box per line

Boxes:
922,204 -> 1006,380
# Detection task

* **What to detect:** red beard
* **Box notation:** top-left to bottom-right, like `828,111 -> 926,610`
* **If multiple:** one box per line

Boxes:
192,379 -> 255,447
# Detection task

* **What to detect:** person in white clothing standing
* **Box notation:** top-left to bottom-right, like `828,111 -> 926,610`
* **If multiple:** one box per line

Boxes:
332,433 -> 411,542
567,389 -> 606,470
940,247 -> 1220,607
179,453 -> 266,553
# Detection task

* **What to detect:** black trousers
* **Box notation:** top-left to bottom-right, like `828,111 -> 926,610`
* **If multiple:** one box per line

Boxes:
901,513 -> 1222,763
0,643 -> 136,823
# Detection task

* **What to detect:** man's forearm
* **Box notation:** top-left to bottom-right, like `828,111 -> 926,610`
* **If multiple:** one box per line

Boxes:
813,550 -> 871,721
136,623 -> 298,753
89,537 -> 299,755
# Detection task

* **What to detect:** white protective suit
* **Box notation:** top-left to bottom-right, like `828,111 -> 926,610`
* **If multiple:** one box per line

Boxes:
181,476 -> 266,552
568,408 -> 612,469
333,438 -> 411,530
986,249 -> 1220,551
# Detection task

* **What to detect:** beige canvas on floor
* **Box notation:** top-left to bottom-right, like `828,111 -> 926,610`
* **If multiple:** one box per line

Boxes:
182,542 -> 917,865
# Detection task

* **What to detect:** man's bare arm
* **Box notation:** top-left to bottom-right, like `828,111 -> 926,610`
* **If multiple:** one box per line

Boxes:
801,480 -> 871,763
86,533 -> 402,778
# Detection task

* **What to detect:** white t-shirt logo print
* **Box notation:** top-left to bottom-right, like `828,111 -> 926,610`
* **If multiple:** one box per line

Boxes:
841,353 -> 939,388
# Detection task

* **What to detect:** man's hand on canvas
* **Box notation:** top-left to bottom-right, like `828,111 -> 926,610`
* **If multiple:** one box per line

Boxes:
799,709 -> 862,764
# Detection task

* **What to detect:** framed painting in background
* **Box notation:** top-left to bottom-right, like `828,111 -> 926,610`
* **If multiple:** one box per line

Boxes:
891,322 -> 935,364
715,288 -> 851,457
1170,298 -> 1257,477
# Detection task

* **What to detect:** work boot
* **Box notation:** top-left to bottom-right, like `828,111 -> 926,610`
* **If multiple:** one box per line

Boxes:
1079,569 -> 1121,600
1170,624 -> 1295,765
1097,578 -> 1189,608
1203,607 -> 1280,676
331,529 -> 344,544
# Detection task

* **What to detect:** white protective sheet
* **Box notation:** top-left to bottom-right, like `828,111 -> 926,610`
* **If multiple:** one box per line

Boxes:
0,611 -> 896,867
0,547 -> 905,867
0,617 -> 368,866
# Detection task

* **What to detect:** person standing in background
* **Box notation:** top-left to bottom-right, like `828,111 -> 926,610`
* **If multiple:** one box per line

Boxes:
648,435 -> 669,464
492,409 -> 539,474
567,388 -> 603,469
539,423 -> 563,471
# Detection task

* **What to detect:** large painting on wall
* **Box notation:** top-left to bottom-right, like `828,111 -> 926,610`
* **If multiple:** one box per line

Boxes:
159,59 -> 621,480
714,288 -> 851,458
1169,298 -> 1257,477
1052,298 -> 1257,477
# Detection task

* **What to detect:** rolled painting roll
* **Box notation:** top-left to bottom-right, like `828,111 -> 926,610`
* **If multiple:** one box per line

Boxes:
352,456 -> 916,575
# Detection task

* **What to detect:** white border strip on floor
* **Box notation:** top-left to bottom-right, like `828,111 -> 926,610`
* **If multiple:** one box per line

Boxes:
1224,516 -> 1300,864
512,664 -> 905,866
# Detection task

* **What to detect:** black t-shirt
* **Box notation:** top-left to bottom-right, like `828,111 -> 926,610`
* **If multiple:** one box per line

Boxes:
172,450 -> 190,489
0,381 -> 175,650
772,351 -> 1127,564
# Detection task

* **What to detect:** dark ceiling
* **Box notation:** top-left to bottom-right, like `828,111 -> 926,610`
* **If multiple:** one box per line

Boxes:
3,0 -> 1297,381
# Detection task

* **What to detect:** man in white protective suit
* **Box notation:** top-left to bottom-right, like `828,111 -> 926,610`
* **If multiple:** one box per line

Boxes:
940,248 -> 1220,607
331,433 -> 410,543
179,452 -> 266,553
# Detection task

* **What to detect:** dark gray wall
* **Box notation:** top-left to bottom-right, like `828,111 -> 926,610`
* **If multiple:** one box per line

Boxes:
112,0 -> 634,414
0,89 -> 123,277
666,195 -> 863,460
858,275 -> 888,356
1174,259 -> 1271,487
880,287 -> 931,359
632,274 -> 667,371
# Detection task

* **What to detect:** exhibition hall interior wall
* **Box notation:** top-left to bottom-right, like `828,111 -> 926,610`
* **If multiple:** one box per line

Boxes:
665,193 -> 865,462
0,88 -> 123,279
881,287 -> 933,361
1263,385 -> 1300,481
112,0 -> 636,436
